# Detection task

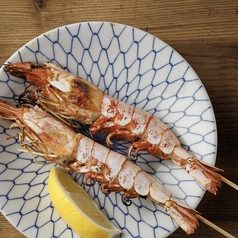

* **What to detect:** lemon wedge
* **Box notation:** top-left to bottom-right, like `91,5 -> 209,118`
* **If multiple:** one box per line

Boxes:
48,167 -> 121,238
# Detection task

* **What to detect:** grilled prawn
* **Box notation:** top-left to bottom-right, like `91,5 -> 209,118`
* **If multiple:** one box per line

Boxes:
5,62 -> 223,194
0,98 -> 199,234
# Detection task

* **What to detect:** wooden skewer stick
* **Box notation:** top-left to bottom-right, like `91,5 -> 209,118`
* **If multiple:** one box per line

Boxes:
196,214 -> 235,238
220,175 -> 238,191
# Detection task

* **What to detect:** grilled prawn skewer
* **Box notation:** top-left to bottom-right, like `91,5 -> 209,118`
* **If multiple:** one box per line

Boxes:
0,99 -> 199,234
4,62 -> 226,194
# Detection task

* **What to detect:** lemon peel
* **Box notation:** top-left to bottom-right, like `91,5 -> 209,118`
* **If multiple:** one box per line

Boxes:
48,167 -> 121,238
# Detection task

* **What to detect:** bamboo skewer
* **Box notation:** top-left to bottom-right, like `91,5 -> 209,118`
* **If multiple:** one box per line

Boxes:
220,175 -> 238,191
197,214 -> 235,238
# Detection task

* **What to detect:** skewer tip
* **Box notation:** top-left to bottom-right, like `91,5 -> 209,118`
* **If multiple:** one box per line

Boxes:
196,214 -> 235,238
220,175 -> 238,191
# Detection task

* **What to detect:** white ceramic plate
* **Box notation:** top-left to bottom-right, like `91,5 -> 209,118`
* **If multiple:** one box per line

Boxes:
0,22 -> 217,238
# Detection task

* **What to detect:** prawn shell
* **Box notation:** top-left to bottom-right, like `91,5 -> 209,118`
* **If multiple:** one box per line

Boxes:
117,100 -> 133,126
105,151 -> 126,181
149,181 -> 172,205
118,160 -> 140,190
76,137 -> 95,164
134,171 -> 152,196
132,108 -> 150,136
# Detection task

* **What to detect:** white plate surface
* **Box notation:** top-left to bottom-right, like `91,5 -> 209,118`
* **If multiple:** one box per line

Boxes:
0,22 -> 217,238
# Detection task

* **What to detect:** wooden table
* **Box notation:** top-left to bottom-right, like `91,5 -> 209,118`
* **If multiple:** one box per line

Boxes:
0,0 -> 237,237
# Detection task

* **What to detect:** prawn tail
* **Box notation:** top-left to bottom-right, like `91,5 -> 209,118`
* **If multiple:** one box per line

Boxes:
166,198 -> 199,235
172,147 -> 223,194
146,180 -> 199,234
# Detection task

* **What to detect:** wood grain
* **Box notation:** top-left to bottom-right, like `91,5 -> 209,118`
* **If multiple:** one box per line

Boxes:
0,0 -> 237,237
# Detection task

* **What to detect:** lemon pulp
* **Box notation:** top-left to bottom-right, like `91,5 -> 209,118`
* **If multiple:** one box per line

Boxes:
48,167 -> 121,238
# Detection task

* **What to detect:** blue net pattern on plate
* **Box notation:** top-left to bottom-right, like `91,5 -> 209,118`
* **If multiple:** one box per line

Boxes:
0,22 -> 216,238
